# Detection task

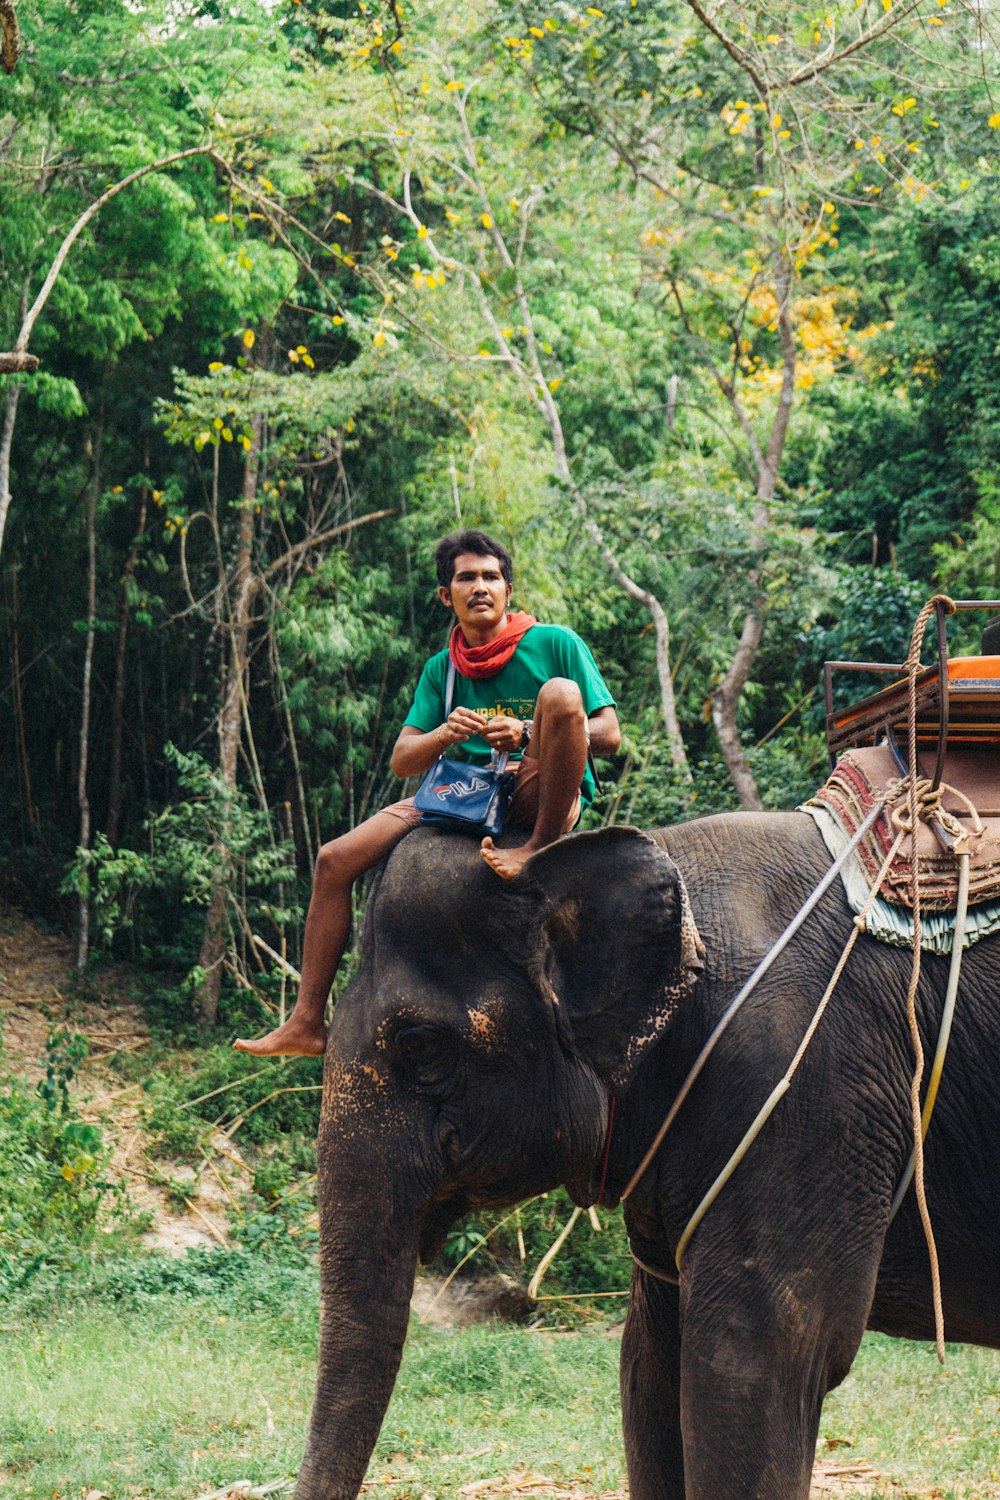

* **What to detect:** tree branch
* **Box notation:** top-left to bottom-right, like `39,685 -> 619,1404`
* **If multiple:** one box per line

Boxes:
683,0 -> 768,96
14,145 -> 220,354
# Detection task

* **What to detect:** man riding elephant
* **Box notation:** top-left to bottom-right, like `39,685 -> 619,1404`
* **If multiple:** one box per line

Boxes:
235,527 -> 621,1057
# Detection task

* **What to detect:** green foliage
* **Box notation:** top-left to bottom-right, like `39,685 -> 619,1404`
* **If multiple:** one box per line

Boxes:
0,1029 -> 138,1299
143,1045 -> 321,1158
439,1190 -> 632,1301
62,744 -> 300,975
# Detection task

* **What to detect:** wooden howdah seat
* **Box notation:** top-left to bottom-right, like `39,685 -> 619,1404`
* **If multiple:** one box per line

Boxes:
801,601 -> 1000,944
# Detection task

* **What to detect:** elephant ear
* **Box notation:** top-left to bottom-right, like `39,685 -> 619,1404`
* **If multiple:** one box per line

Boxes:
523,826 -> 704,1092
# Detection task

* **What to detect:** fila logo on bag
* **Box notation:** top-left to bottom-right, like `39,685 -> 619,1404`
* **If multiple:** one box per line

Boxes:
433,775 -> 489,801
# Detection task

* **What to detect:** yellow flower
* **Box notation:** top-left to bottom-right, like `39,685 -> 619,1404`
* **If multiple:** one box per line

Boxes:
481,213 -> 493,229
208,361 -> 224,372
243,330 -> 255,349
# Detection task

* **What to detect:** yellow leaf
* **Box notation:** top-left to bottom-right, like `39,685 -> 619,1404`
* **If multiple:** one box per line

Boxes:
288,349 -> 300,362
734,99 -> 750,109
772,113 -> 782,128
296,345 -> 307,354
882,0 -> 891,10
260,177 -> 274,191
61,1164 -> 75,1182
374,331 -> 386,347
195,432 -> 211,449
989,113 -> 1000,128
212,213 -> 229,223
333,211 -> 351,223
417,224 -> 428,239
548,377 -> 562,391
777,129 -> 791,139
766,33 -> 781,43
213,417 -> 224,430
445,209 -> 461,222
445,79 -> 463,91
587,6 -> 604,14
823,201 -> 835,214
303,354 -> 315,368
529,26 -> 544,37
208,361 -> 224,372
481,213 -> 493,229
222,428 -> 233,442
240,436 -> 251,451
243,330 -> 255,349
854,139 -> 864,150
477,347 -> 491,356
332,315 -> 345,325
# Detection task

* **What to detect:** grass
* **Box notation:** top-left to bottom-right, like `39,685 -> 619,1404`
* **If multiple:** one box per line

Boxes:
5,1269 -> 1000,1499
821,1334 -> 1000,1498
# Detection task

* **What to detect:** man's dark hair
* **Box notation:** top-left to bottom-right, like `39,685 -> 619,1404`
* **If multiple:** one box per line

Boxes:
434,529 -> 513,590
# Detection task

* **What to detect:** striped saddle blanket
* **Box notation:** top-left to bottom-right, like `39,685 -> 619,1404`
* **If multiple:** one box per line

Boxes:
801,745 -> 1000,952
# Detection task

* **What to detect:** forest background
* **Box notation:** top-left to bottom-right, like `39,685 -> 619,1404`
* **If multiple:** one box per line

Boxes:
2,0 -> 1000,1336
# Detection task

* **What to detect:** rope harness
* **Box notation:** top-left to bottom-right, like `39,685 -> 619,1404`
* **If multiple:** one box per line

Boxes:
623,596 -> 981,1359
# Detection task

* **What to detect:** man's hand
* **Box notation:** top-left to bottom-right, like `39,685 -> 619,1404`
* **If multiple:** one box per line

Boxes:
483,715 -> 524,754
443,706 -> 489,745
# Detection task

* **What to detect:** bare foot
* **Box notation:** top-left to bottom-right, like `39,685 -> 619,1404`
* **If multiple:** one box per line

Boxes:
233,1016 -> 327,1057
480,836 -> 539,880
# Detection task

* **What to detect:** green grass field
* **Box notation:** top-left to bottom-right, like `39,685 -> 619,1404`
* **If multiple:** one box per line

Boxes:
4,1265 -> 1000,1500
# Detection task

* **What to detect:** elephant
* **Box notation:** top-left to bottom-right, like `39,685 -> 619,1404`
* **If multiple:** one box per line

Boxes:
292,813 -> 1000,1500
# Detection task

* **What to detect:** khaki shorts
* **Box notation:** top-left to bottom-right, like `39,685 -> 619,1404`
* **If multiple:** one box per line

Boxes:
382,757 -> 581,834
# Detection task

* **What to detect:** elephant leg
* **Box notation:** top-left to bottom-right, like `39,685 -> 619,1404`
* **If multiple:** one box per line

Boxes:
677,1271 -> 867,1500
620,1267 -> 685,1500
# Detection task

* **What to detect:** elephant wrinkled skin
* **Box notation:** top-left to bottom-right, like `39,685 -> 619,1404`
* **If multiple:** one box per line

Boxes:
293,814 -> 1000,1500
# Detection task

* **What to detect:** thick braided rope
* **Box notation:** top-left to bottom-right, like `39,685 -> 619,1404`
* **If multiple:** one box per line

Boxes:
904,594 -> 955,1362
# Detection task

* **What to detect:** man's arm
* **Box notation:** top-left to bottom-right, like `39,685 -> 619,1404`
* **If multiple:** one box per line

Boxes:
389,707 -> 489,779
482,702 -> 621,756
587,704 -> 621,757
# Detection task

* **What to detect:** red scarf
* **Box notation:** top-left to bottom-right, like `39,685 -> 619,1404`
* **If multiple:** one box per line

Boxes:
449,611 -> 537,679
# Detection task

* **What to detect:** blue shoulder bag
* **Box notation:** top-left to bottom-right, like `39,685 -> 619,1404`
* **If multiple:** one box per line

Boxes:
413,662 -> 517,838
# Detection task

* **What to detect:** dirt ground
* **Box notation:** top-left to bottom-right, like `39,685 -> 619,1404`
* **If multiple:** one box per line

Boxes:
0,900 -> 922,1499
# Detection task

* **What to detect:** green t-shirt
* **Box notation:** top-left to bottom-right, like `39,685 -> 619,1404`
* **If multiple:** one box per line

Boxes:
403,624 -> 615,805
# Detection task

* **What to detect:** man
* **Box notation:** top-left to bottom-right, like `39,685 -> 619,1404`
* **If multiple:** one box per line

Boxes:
235,529 -> 620,1057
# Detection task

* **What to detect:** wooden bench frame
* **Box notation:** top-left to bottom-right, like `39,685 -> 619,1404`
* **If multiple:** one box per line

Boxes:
824,598 -> 1000,788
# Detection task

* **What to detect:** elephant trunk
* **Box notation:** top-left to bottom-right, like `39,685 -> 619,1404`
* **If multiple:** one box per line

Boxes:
293,1208 -> 421,1500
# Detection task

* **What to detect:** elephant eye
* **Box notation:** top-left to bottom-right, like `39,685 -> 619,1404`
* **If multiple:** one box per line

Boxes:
392,1024 -> 454,1092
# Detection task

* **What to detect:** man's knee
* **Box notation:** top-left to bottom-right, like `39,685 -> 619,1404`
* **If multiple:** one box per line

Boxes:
314,836 -> 351,893
536,677 -> 586,726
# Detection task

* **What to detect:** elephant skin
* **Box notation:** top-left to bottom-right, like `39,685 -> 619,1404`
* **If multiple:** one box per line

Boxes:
293,814 -> 1000,1500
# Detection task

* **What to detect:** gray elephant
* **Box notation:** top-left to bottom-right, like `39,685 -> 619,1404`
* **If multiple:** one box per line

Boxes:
292,815 -> 999,1500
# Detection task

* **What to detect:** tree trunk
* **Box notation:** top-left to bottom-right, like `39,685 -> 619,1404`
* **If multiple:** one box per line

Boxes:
710,245 -> 796,810
196,375 -> 264,1026
0,377 -> 21,557
106,469 -> 149,847
76,403 -> 106,972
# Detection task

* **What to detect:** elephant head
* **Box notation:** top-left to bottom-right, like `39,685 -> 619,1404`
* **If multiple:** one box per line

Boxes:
294,824 -> 702,1500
